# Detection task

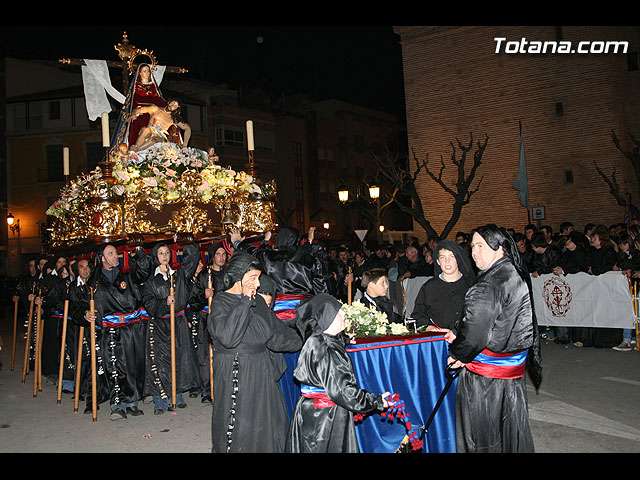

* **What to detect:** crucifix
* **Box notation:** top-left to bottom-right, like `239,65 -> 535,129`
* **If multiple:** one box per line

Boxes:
58,31 -> 188,93
58,32 -> 188,176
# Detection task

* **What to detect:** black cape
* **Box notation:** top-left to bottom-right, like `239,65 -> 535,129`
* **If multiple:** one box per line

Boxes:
73,246 -> 152,407
285,294 -> 386,453
449,256 -> 535,453
142,243 -> 201,399
208,291 -> 302,453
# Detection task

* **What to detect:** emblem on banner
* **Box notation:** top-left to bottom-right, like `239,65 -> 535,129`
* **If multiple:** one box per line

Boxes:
543,276 -> 573,317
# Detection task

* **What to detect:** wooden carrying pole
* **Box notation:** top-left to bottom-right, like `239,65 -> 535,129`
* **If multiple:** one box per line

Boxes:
73,326 -> 85,412
33,291 -> 43,396
57,296 -> 70,404
632,279 -> 639,348
347,266 -> 353,305
208,270 -> 214,400
11,296 -> 18,371
89,289 -> 97,421
170,274 -> 177,408
22,287 -> 35,382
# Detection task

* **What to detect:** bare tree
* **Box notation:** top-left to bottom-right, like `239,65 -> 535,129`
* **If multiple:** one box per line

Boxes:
373,132 -> 489,240
595,130 -> 640,220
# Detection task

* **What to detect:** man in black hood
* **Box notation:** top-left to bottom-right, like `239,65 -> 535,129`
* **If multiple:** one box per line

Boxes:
77,243 -> 152,421
410,239 -> 475,333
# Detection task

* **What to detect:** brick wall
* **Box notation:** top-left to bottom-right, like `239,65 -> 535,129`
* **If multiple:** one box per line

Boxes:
395,26 -> 640,242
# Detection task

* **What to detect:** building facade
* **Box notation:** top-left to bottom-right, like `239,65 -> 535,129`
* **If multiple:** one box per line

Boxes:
394,25 -> 640,242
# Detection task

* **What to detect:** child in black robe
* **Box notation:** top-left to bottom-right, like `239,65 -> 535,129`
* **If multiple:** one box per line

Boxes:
285,293 -> 389,453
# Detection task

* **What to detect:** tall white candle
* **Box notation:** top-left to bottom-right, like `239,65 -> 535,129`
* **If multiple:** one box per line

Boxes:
246,120 -> 254,151
101,112 -> 110,147
63,147 -> 69,176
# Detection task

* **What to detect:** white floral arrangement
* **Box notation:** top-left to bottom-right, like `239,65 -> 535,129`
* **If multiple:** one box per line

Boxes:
46,143 -> 266,218
342,300 -> 410,338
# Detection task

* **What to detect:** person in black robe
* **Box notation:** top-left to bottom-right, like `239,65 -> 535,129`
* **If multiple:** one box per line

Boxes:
187,240 -> 228,403
237,227 -> 327,324
14,258 -> 40,371
78,243 -> 152,420
143,241 -> 201,414
70,258 -> 111,414
60,258 -> 90,395
37,255 -> 70,385
447,224 -> 541,453
285,293 -> 390,453
208,252 -> 302,453
410,240 -> 475,333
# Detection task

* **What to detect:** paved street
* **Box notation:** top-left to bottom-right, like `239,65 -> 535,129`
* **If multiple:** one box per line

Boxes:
1,305 -> 640,453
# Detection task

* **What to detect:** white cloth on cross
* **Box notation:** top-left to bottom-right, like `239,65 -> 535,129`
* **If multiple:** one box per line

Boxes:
81,59 -> 166,121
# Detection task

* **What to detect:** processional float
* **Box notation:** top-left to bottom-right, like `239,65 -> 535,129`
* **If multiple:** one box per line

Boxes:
41,33 -> 276,420
50,32 -> 276,252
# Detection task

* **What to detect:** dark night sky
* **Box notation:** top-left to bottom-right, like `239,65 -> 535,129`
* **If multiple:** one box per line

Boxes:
1,24 -> 406,118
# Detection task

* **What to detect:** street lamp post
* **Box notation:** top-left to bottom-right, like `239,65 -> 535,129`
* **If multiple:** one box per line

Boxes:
6,213 -> 22,277
368,185 -> 382,242
6,213 -> 20,236
337,182 -> 383,242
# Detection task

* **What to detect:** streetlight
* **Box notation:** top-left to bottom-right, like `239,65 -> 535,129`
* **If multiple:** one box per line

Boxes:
337,182 -> 383,242
338,184 -> 349,204
6,213 -> 20,236
368,185 -> 382,241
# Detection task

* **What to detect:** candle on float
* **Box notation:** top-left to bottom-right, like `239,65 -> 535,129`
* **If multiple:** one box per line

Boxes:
63,147 -> 69,176
101,112 -> 110,147
246,120 -> 254,151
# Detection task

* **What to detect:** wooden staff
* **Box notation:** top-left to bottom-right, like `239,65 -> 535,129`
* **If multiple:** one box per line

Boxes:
22,284 -> 35,382
89,287 -> 97,421
347,266 -> 353,305
208,269 -> 214,400
33,288 -> 43,397
73,325 -> 84,412
170,273 -> 177,409
57,282 -> 70,404
11,290 -> 18,371
633,279 -> 639,349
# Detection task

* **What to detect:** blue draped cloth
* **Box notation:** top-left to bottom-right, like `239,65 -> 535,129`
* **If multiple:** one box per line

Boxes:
280,333 -> 457,453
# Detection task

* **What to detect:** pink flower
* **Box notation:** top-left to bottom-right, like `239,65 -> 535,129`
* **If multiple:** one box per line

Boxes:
142,177 -> 158,187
